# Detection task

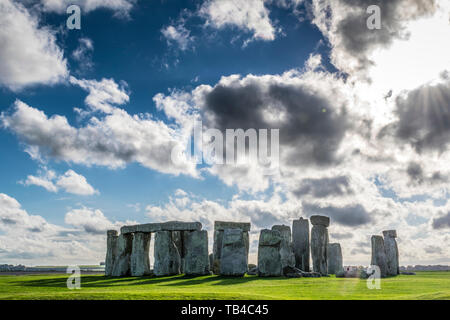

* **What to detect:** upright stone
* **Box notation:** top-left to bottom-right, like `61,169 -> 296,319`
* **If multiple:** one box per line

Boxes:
258,229 -> 282,276
154,231 -> 181,276
220,229 -> 248,276
272,225 -> 295,273
130,232 -> 151,276
327,243 -> 343,274
383,230 -> 399,276
310,215 -> 329,276
111,233 -> 133,277
105,230 -> 118,276
172,231 -> 184,273
292,218 -> 310,271
183,230 -> 210,275
371,235 -> 388,278
213,221 -> 251,274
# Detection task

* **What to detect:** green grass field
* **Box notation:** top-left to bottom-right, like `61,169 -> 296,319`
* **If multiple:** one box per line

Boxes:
0,272 -> 448,300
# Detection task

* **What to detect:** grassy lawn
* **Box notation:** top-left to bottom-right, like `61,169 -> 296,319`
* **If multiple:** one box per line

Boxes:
0,271 -> 448,300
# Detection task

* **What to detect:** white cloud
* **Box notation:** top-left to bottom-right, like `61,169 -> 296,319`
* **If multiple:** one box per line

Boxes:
39,0 -> 136,17
161,24 -> 194,51
64,207 -> 115,234
0,0 -> 68,91
72,38 -> 94,73
21,168 -> 98,196
199,0 -> 277,42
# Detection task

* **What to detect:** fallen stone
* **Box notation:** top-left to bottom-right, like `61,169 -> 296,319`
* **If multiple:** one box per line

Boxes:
220,228 -> 248,276
130,232 -> 151,276
111,233 -> 133,277
310,215 -> 330,227
183,230 -> 210,276
258,229 -> 282,277
154,231 -> 181,276
247,266 -> 258,275
327,243 -> 343,275
105,230 -> 118,276
371,235 -> 388,278
292,218 -> 310,272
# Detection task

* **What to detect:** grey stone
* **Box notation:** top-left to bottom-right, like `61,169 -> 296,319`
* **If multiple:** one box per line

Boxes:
130,232 -> 151,276
247,266 -> 258,275
214,221 -> 251,232
213,221 -> 250,274
383,230 -> 399,276
327,243 -> 343,275
272,225 -> 296,272
371,235 -> 388,278
310,215 -> 330,227
121,221 -> 202,234
183,230 -> 210,275
209,253 -> 214,271
220,229 -> 248,276
111,233 -> 133,277
292,217 -> 310,272
154,231 -> 181,276
172,231 -> 184,273
311,224 -> 329,275
257,229 -> 282,277
105,230 -> 118,276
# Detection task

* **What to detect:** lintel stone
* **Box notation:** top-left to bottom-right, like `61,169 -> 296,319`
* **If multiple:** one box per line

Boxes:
121,221 -> 202,234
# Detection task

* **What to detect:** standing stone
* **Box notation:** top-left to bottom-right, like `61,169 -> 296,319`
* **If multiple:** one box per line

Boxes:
130,232 -> 151,276
272,225 -> 295,273
154,231 -> 181,276
183,230 -> 210,275
383,230 -> 399,276
327,243 -> 343,275
310,215 -> 329,276
258,229 -> 282,276
220,229 -> 248,276
213,221 -> 251,274
111,233 -> 133,277
105,230 -> 118,276
172,231 -> 185,273
292,218 -> 310,271
371,235 -> 388,278
209,253 -> 214,272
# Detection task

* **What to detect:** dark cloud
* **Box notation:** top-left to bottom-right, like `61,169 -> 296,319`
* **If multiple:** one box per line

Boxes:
424,245 -> 443,254
432,212 -> 450,229
406,162 -> 447,185
302,202 -> 372,226
1,218 -> 17,225
293,175 -> 353,198
387,81 -> 450,153
201,81 -> 351,167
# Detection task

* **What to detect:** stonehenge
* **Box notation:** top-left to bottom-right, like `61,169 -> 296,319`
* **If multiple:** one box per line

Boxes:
383,230 -> 399,276
369,230 -> 400,278
310,215 -> 330,276
212,221 -> 250,275
327,243 -> 343,275
105,218 -> 400,280
292,217 -> 310,272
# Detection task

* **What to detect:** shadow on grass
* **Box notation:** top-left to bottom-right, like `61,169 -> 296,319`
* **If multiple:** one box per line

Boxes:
13,274 -> 290,289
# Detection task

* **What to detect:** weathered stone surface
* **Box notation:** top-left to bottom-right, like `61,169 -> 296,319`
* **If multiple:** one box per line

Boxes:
130,232 -> 151,276
154,231 -> 181,276
371,235 -> 388,278
248,265 -> 258,275
258,229 -> 282,277
310,215 -> 330,227
311,224 -> 329,275
183,230 -> 210,275
111,233 -> 133,277
209,253 -> 214,271
214,221 -> 251,232
292,218 -> 310,271
327,243 -> 343,275
172,231 -> 184,273
383,230 -> 399,276
213,221 -> 250,274
272,225 -> 295,272
220,229 -> 248,276
105,230 -> 118,276
121,221 -> 202,234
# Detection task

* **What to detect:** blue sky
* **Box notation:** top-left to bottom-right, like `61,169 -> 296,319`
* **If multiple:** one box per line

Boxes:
0,0 -> 449,266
